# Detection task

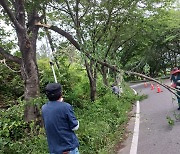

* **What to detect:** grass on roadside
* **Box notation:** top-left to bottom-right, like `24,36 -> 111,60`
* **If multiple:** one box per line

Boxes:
0,84 -> 145,154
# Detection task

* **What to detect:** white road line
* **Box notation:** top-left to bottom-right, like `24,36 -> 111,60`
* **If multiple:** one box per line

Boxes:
130,82 -> 146,88
130,89 -> 140,154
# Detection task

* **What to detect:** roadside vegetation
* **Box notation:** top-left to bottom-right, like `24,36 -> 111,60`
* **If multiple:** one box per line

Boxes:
0,0 -> 179,153
0,58 -> 142,154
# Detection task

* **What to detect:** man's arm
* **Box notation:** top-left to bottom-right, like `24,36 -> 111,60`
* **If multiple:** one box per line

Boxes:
67,105 -> 79,131
72,120 -> 79,131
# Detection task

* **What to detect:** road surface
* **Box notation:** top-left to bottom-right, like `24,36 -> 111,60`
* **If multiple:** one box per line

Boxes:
118,81 -> 180,154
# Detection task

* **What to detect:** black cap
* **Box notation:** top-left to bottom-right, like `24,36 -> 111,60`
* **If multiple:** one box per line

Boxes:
45,83 -> 62,96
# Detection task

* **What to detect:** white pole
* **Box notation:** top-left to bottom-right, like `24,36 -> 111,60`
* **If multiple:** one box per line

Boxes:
45,34 -> 58,83
51,64 -> 57,83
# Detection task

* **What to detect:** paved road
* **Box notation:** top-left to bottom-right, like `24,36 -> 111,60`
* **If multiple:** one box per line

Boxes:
118,81 -> 180,154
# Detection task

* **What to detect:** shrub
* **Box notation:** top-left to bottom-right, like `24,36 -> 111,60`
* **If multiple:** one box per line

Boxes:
76,86 -> 136,154
0,57 -> 140,154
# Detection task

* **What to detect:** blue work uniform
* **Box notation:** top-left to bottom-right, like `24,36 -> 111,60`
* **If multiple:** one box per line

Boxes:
42,101 -> 79,154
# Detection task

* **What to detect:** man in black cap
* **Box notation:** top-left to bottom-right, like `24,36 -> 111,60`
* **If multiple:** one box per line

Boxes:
42,83 -> 79,154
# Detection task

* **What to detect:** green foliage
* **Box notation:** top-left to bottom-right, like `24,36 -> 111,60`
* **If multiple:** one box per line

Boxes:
166,116 -> 175,126
38,58 -> 56,91
0,59 -> 23,105
0,83 -> 138,154
75,85 -> 138,153
0,101 -> 25,153
38,56 -> 89,108
1,0 -> 178,153
0,99 -> 48,154
0,102 -> 25,140
120,5 -> 180,78
0,56 -> 140,154
0,134 -> 48,154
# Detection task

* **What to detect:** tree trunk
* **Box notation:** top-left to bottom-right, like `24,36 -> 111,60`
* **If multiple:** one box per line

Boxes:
0,0 -> 41,121
18,33 -> 40,121
21,58 -> 40,121
84,59 -> 97,101
18,6 -> 41,121
101,65 -> 109,86
89,78 -> 96,102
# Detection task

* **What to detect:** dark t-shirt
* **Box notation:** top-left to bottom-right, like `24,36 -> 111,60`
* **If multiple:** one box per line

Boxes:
42,101 -> 79,154
171,74 -> 180,87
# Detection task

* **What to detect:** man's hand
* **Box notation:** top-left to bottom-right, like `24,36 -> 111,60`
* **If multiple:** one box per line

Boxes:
63,151 -> 69,154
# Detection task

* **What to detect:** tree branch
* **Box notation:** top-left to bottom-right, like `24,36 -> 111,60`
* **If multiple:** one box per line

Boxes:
79,3 -> 90,20
0,47 -> 21,64
35,22 -> 180,96
83,50 -> 180,96
51,25 -> 80,50
84,58 -> 93,81
0,0 -> 24,31
125,71 -> 180,97
0,59 -> 21,72
35,22 -> 80,50
14,0 -> 25,27
64,0 -> 76,26
113,30 -> 139,52
75,0 -> 80,26
48,3 -> 70,15
95,7 -> 113,44
104,27 -> 120,58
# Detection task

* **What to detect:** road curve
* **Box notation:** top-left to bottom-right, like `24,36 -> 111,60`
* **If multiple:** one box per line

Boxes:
118,81 -> 180,154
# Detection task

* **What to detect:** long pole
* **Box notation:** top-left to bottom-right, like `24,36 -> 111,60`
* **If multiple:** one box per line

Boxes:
45,34 -> 58,83
50,61 -> 57,83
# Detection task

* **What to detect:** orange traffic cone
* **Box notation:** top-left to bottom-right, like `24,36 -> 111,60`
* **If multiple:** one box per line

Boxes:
144,82 -> 147,87
157,84 -> 162,93
151,84 -> 154,90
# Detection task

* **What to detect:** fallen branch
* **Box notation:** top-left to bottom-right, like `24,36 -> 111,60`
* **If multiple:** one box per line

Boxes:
126,71 -> 180,97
